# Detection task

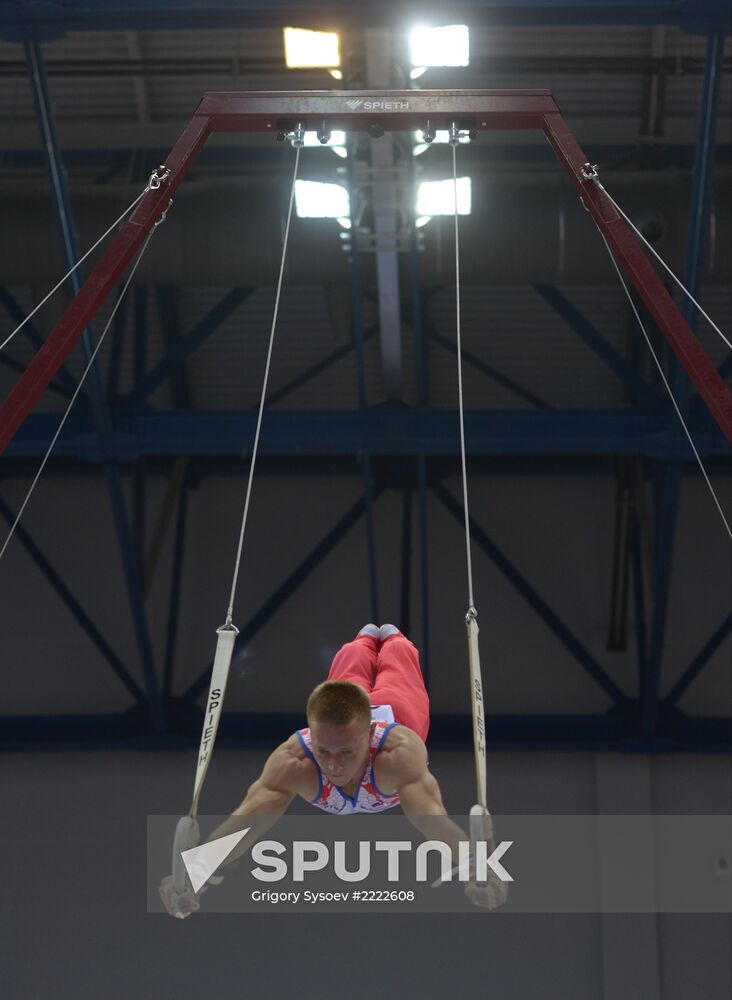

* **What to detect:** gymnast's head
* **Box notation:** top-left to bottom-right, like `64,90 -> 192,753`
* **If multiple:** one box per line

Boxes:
306,681 -> 372,784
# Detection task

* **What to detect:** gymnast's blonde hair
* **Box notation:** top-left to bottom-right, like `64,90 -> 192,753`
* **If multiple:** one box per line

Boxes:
306,680 -> 371,727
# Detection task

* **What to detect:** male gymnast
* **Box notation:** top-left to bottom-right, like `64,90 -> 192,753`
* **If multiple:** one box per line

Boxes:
160,624 -> 507,915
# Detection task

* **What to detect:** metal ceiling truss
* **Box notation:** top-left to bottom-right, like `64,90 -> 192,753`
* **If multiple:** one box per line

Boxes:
0,0 -> 730,36
2,89 -> 730,450
1,77 -> 730,753
0,466 -> 730,752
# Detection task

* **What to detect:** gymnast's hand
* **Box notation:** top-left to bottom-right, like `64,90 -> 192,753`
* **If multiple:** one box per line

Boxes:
464,871 -> 508,910
158,874 -> 201,919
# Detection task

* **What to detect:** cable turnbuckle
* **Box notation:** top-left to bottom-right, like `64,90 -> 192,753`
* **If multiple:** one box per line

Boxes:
154,199 -> 173,227
447,120 -> 477,147
581,162 -> 599,181
277,122 -> 306,148
465,606 -> 478,624
148,165 -> 171,190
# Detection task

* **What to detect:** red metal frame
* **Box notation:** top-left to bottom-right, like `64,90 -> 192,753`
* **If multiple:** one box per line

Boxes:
1,89 -> 730,451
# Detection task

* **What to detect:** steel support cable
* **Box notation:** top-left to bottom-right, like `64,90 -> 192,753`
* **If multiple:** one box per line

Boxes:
597,228 -> 731,541
0,168 -> 167,353
0,225 -> 160,566
168,141 -> 302,899
187,142 -> 301,822
452,142 -> 476,619
451,135 -> 489,828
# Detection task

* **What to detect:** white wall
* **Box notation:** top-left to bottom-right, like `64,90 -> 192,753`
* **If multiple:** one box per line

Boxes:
2,748 -> 729,1000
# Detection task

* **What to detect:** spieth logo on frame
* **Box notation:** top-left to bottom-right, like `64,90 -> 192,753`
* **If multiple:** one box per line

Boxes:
345,99 -> 411,111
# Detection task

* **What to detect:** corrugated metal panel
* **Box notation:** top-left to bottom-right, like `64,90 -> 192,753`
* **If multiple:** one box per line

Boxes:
470,24 -> 653,58
2,23 -> 726,137
1,280 -> 728,421
427,285 -> 631,409
665,28 -> 732,59
43,31 -> 131,60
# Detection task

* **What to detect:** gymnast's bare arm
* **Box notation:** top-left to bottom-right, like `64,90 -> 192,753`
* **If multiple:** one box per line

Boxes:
375,726 -> 508,909
159,735 -> 315,917
204,734 -> 316,864
374,726 -> 468,848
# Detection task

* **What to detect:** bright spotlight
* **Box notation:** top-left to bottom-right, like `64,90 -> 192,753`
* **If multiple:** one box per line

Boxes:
409,25 -> 469,68
416,177 -> 471,216
283,27 -> 341,68
295,180 -> 350,219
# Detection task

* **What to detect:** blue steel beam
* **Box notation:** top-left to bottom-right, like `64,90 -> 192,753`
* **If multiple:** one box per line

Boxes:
2,710 -> 728,754
534,284 -> 657,407
0,353 -> 74,401
266,326 -> 377,408
642,28 -> 725,741
427,325 -> 553,410
132,286 -> 147,578
606,464 -> 633,651
7,407 -> 730,460
433,481 -> 628,706
1,0 -> 730,34
143,456 -> 190,594
0,495 -> 145,702
126,287 -> 253,403
155,285 -> 191,409
663,611 -> 732,707
105,286 -> 129,400
0,287 -> 79,396
183,488 -> 384,702
143,292 -> 190,597
162,465 -> 190,699
630,507 -> 649,695
23,35 -> 163,731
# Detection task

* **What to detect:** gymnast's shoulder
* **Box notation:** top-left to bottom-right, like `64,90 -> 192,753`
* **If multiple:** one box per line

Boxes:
375,725 -> 429,785
259,733 -> 319,794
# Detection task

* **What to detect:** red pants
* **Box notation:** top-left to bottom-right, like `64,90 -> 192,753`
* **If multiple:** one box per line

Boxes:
327,631 -> 430,740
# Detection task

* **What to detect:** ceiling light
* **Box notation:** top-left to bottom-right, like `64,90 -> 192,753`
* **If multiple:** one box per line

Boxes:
295,180 -> 350,219
416,177 -> 471,217
283,27 -> 341,68
409,25 -> 469,68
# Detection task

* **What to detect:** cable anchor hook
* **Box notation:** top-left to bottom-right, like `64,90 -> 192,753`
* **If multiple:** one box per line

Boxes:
148,164 -> 171,190
290,122 -> 306,148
